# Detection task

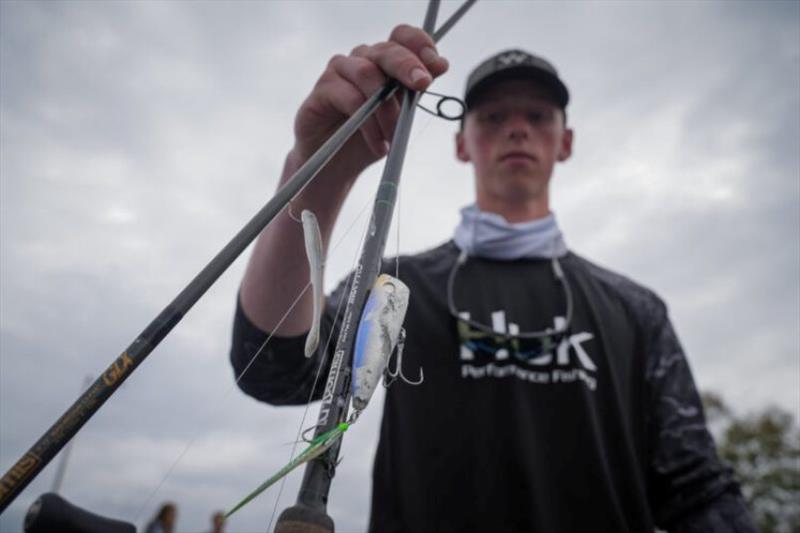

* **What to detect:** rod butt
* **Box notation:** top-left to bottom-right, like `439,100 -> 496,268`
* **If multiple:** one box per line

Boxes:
274,503 -> 334,533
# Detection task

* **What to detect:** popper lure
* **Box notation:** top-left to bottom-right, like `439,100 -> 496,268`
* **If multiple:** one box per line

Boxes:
225,275 -> 417,516
224,275 -> 415,516
352,274 -> 410,412
222,277 -> 405,517
302,209 -> 324,358
224,422 -> 349,519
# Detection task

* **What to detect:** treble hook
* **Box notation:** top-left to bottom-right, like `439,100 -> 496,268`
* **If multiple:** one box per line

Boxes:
384,328 -> 424,387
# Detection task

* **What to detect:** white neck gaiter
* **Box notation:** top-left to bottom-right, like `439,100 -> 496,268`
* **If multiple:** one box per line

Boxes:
452,204 -> 568,260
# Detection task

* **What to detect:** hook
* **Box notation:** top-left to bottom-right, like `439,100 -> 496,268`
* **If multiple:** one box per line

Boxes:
347,410 -> 360,425
300,424 -> 318,444
329,455 -> 342,475
384,328 -> 424,387
287,200 -> 302,223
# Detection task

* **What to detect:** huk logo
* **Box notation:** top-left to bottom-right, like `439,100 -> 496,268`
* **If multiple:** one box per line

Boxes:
497,51 -> 531,67
457,311 -> 599,391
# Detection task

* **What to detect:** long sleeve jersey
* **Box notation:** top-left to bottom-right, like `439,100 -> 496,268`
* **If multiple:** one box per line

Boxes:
230,242 -> 755,532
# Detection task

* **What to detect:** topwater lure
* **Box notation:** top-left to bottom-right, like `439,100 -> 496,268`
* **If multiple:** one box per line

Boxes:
222,261 -> 411,519
351,274 -> 410,413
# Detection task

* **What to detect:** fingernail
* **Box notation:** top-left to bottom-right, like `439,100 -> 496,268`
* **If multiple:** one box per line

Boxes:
410,67 -> 431,85
383,141 -> 391,154
420,46 -> 438,64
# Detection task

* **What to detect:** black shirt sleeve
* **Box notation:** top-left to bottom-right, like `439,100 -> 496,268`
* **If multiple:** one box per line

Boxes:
644,300 -> 756,532
229,276 -> 349,406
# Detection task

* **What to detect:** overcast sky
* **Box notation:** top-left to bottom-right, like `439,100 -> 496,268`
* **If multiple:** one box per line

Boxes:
1,1 -> 798,532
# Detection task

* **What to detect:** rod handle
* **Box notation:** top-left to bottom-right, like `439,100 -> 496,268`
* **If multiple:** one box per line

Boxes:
274,503 -> 334,533
24,493 -> 135,533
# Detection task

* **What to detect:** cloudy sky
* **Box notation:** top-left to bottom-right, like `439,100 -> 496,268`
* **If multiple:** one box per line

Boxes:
1,1 -> 798,532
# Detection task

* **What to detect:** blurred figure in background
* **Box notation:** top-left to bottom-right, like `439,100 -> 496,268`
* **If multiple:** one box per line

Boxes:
144,502 -> 177,533
208,510 -> 225,533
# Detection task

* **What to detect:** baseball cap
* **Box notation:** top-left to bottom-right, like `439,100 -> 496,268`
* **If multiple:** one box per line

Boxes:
464,49 -> 570,110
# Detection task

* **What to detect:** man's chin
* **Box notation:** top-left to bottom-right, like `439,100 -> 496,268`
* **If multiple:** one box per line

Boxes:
500,173 -> 548,196
492,184 -> 548,205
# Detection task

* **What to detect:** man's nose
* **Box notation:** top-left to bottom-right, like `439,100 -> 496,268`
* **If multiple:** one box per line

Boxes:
505,112 -> 532,140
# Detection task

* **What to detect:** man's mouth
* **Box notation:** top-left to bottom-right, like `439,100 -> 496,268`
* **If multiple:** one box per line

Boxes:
499,151 -> 536,163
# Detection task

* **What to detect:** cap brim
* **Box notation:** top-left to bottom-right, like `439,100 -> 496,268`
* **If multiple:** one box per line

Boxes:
465,66 -> 569,110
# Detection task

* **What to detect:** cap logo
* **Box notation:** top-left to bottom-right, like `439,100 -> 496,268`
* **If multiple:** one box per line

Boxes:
496,51 -> 532,67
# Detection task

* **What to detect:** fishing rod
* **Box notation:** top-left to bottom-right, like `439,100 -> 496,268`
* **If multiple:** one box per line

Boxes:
273,0 -> 439,525
0,0 -> 477,524
49,376 -> 94,496
274,2 -> 478,530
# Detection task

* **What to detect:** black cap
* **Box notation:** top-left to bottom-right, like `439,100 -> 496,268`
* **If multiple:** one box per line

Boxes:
464,49 -> 570,110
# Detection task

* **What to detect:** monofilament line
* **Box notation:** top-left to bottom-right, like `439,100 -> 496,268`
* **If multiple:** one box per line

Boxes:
131,198 -> 373,525
266,199 -> 374,531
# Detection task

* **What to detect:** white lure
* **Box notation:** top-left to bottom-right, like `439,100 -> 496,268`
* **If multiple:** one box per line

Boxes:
301,210 -> 324,358
351,274 -> 410,412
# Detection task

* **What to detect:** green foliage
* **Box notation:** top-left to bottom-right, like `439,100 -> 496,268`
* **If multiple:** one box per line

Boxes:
702,392 -> 800,533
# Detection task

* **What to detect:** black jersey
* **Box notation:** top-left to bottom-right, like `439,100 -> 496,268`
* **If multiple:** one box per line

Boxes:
231,242 -> 754,532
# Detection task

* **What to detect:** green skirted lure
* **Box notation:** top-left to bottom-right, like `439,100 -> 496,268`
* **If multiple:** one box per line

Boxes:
224,422 -> 349,518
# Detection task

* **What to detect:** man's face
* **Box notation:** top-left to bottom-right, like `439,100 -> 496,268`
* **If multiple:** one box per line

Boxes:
456,79 -> 573,213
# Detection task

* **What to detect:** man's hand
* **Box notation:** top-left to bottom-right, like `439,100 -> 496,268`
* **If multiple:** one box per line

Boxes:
291,24 -> 449,178
242,25 -> 447,336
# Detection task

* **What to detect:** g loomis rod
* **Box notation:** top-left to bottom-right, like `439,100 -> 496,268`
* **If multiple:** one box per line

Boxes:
0,0 -> 477,518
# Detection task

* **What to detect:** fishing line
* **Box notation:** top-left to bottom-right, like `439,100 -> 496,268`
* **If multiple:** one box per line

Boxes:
131,282 -> 311,525
266,201 -> 373,532
395,177 -> 401,279
130,198 -> 374,525
391,96 -> 440,279
136,70 -> 460,530
234,91 -> 449,523
388,101 -> 439,280
265,106 -> 441,525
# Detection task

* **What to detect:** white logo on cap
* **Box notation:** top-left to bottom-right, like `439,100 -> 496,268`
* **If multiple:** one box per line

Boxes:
497,51 -> 531,67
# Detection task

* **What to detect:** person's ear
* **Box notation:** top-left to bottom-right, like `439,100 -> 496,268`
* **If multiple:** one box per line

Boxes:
557,128 -> 573,162
456,131 -> 470,162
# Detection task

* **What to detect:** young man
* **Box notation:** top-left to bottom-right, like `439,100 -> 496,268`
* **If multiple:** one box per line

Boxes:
231,25 -> 754,532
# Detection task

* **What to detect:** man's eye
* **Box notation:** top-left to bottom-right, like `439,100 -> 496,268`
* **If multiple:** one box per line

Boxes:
486,111 -> 506,124
528,111 -> 544,123
529,109 -> 556,124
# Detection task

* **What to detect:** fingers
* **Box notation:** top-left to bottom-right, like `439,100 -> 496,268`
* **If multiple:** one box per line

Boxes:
318,64 -> 389,158
333,25 -> 447,151
331,52 -> 400,149
388,24 -> 449,82
296,25 -> 449,161
356,24 -> 449,92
